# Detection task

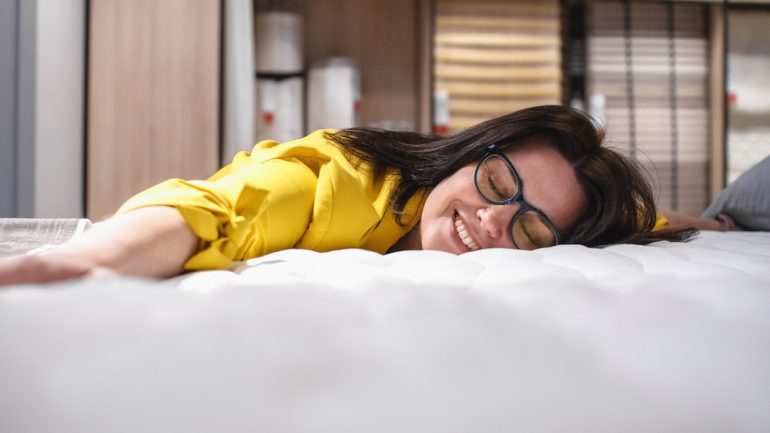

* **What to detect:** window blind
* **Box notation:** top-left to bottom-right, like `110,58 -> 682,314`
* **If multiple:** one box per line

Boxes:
433,0 -> 562,132
587,1 -> 710,214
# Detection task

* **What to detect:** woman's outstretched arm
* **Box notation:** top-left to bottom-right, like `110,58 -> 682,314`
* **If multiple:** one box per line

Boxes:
660,210 -> 739,231
0,206 -> 198,286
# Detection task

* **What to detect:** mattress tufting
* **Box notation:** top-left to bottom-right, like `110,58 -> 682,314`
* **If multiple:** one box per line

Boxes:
1,231 -> 769,433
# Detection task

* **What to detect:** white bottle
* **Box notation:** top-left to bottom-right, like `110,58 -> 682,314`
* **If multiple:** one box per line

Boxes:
307,57 -> 361,131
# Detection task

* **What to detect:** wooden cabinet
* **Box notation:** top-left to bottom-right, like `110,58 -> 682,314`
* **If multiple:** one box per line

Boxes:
87,0 -> 220,219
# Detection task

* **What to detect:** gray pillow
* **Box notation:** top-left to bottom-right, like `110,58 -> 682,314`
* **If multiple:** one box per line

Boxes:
703,156 -> 770,230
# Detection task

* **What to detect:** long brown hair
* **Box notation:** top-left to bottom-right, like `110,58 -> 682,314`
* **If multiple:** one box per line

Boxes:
326,105 -> 694,246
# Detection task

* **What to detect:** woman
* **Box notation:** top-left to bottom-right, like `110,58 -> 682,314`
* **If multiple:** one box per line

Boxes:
0,105 -> 726,285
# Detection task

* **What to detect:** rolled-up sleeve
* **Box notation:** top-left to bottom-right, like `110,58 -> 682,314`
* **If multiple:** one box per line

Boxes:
117,157 -> 317,270
653,213 -> 669,231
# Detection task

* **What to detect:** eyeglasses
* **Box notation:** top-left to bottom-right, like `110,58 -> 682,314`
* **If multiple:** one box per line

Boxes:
474,144 -> 561,250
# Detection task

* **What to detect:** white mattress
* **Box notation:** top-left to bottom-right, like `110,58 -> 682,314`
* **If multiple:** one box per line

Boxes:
1,231 -> 769,433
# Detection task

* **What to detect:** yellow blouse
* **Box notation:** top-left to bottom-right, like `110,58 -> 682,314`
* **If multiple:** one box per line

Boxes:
117,130 -> 425,270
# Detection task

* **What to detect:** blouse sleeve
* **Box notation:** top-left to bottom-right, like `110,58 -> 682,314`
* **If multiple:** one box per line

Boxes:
116,156 -> 318,270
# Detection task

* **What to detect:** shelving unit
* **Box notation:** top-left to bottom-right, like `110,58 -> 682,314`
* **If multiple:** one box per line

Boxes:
303,0 -> 430,132
80,0 -> 736,219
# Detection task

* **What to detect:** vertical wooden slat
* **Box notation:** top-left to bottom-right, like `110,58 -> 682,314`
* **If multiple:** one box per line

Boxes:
709,4 -> 725,200
418,0 -> 434,134
88,0 -> 220,220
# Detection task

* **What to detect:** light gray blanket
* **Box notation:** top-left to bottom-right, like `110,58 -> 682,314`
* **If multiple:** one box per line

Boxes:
0,218 -> 92,257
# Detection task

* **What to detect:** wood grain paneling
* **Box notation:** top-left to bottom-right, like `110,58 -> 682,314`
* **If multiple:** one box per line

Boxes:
709,4 -> 724,199
88,0 -> 220,219
418,0 -> 433,133
304,0 -> 422,131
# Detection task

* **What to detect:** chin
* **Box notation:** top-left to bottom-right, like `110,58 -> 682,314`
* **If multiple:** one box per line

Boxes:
419,228 -> 447,253
420,213 -> 463,254
420,232 -> 459,254
424,243 -> 451,254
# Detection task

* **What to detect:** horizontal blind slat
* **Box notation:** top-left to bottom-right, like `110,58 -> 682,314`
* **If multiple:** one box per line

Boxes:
435,0 -> 561,133
587,1 -> 710,213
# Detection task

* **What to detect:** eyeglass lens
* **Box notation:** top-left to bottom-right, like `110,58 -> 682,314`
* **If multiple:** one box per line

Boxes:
477,154 -> 558,250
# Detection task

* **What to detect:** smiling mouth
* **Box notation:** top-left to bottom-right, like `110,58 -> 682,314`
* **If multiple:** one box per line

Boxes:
454,213 -> 479,251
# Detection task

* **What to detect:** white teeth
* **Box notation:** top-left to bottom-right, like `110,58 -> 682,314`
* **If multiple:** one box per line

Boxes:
454,215 -> 479,251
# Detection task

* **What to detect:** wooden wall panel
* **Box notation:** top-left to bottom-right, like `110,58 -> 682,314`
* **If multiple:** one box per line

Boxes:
709,4 -> 725,199
304,0 -> 422,131
88,0 -> 220,219
418,0 -> 434,133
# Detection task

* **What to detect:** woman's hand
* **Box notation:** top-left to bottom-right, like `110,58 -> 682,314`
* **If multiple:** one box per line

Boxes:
661,210 -> 742,231
0,254 -> 116,286
0,207 -> 198,287
713,213 -> 740,231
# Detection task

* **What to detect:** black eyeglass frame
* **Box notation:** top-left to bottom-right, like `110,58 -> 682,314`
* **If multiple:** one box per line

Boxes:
473,144 -> 562,248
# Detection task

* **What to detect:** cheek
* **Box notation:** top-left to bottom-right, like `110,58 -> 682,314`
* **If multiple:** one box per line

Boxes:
425,166 -> 477,210
422,176 -> 462,220
418,200 -> 451,252
419,187 -> 447,234
418,181 -> 453,250
418,167 -> 478,250
546,176 -> 588,232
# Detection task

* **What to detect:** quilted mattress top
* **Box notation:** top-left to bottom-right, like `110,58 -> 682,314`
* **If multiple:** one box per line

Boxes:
1,231 -> 769,433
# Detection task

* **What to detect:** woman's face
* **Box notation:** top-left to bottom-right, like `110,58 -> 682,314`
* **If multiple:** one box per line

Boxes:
419,141 -> 587,253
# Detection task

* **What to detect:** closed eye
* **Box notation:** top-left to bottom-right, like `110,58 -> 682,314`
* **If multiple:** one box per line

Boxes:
516,220 -> 536,248
485,174 -> 508,201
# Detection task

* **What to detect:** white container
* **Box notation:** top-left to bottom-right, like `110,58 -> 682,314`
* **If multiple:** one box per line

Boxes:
307,58 -> 360,131
255,76 -> 304,143
589,93 -> 607,128
433,89 -> 450,135
255,11 -> 303,74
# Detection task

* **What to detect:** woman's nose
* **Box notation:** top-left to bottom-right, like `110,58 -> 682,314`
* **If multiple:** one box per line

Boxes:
477,203 -> 518,240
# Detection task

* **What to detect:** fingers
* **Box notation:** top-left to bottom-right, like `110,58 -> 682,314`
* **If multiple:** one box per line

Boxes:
0,255 -> 92,286
716,213 -> 741,231
0,256 -> 26,286
86,266 -> 120,279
